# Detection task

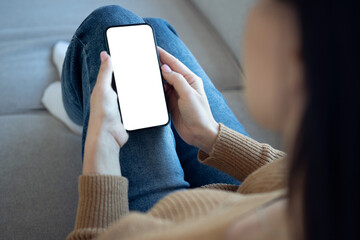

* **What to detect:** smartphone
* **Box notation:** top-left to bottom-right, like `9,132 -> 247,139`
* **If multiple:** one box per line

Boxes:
105,24 -> 169,131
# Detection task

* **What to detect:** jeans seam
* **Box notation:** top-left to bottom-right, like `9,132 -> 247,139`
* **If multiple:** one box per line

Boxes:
81,43 -> 91,121
74,34 -> 86,48
61,37 -> 83,124
67,35 -> 88,124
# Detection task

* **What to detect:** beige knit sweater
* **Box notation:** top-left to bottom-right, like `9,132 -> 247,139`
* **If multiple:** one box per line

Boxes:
67,124 -> 287,240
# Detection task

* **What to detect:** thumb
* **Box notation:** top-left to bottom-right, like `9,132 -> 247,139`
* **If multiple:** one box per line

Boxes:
97,51 -> 113,87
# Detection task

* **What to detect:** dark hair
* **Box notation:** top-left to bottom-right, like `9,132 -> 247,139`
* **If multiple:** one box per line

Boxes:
284,0 -> 360,240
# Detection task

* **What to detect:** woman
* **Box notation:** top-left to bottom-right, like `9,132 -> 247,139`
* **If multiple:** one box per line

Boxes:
62,0 -> 359,239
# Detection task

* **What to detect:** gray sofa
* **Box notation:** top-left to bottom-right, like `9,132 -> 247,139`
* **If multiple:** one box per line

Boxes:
0,0 -> 280,239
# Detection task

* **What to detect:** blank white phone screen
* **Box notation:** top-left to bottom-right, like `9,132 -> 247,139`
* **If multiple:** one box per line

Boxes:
106,24 -> 169,131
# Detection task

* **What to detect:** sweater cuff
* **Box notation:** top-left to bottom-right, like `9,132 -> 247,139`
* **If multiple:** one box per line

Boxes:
74,175 -> 129,230
198,123 -> 284,181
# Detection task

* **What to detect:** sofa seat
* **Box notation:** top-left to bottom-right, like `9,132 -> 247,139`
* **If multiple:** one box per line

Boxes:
0,112 -> 82,239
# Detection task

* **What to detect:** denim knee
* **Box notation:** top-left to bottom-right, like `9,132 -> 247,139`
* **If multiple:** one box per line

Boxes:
89,5 -> 143,25
74,5 -> 144,44
144,17 -> 179,37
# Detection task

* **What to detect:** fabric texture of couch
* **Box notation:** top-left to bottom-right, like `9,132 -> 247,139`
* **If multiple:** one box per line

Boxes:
0,0 -> 280,239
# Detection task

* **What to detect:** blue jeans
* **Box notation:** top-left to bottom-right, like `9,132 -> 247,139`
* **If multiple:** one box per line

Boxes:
62,5 -> 249,212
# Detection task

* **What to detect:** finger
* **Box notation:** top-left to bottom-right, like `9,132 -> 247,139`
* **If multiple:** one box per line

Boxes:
161,64 -> 193,98
97,51 -> 113,87
157,47 -> 195,78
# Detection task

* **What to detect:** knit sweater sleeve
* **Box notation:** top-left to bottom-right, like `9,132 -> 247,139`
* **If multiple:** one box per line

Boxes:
66,175 -> 129,240
198,123 -> 286,182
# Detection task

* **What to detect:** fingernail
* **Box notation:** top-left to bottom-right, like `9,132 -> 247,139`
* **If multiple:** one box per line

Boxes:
161,64 -> 172,73
100,51 -> 108,62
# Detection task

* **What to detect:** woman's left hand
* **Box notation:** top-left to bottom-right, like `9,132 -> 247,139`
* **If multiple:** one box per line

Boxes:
83,51 -> 129,176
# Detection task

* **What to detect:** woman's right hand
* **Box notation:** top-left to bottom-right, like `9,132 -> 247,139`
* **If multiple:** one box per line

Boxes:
158,47 -> 219,154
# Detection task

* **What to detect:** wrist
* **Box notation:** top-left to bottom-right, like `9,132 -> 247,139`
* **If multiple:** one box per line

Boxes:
195,121 -> 219,154
83,118 -> 121,176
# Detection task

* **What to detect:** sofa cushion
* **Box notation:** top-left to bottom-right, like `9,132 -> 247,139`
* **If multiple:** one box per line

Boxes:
0,112 -> 82,240
0,0 -> 241,115
191,0 -> 256,65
